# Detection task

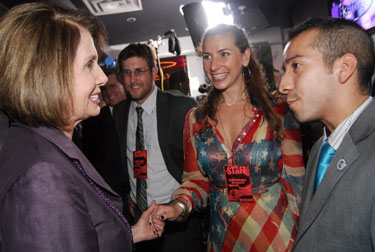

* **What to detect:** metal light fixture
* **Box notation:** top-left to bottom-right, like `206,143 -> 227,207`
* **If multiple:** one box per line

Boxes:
82,0 -> 143,16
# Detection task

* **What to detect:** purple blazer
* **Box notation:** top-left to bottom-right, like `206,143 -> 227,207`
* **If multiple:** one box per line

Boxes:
0,122 -> 132,251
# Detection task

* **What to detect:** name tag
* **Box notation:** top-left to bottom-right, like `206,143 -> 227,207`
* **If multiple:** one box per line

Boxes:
224,164 -> 254,203
133,150 -> 147,178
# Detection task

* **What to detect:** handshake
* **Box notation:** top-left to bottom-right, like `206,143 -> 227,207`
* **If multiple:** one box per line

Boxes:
130,199 -> 189,243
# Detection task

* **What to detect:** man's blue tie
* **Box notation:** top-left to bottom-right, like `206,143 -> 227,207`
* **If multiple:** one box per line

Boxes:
314,141 -> 336,191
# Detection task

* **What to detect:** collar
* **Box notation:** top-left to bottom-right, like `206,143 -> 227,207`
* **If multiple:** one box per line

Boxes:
10,121 -> 117,194
11,122 -> 82,160
324,96 -> 373,149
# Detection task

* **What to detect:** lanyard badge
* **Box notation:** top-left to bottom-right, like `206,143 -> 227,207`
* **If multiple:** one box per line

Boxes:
133,150 -> 147,178
224,164 -> 254,202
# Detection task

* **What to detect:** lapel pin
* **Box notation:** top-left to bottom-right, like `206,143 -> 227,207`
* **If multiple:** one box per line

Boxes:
337,159 -> 346,170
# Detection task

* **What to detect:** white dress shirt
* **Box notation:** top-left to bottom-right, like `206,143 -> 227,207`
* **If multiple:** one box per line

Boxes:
126,87 -> 180,206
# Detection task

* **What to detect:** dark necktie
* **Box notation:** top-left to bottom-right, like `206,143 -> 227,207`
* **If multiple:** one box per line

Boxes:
314,141 -> 336,191
135,106 -> 147,211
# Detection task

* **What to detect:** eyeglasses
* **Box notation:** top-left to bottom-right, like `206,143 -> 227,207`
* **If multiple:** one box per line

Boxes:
122,68 -> 150,77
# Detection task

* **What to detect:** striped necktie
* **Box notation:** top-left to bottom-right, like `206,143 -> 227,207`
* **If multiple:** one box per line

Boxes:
135,106 -> 147,211
314,141 -> 336,191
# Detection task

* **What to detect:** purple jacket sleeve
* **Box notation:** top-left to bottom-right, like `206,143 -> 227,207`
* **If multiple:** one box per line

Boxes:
1,161 -> 100,252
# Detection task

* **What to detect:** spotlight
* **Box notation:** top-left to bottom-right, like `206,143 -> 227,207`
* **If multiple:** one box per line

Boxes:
181,1 -> 233,48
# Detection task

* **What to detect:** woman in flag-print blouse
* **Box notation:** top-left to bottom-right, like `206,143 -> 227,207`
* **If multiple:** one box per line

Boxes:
154,24 -> 304,252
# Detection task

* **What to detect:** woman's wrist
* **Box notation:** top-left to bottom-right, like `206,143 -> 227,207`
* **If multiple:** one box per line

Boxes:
169,199 -> 189,222
131,224 -> 140,243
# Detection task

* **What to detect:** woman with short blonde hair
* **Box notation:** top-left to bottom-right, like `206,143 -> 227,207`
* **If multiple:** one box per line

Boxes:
0,3 -> 163,251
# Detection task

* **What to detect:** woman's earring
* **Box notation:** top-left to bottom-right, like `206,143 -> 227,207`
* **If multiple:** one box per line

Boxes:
243,66 -> 251,79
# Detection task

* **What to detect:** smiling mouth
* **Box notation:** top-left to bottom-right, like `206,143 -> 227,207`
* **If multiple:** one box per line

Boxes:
212,73 -> 228,81
90,94 -> 99,100
130,84 -> 142,89
89,94 -> 100,104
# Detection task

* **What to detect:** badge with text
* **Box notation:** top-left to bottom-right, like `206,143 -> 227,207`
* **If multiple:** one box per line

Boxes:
133,150 -> 147,178
223,165 -> 254,203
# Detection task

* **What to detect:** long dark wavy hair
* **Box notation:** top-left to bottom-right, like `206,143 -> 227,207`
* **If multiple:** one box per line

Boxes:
195,24 -> 283,139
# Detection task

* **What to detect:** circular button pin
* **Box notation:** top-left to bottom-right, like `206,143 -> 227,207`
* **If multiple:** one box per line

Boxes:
337,159 -> 346,170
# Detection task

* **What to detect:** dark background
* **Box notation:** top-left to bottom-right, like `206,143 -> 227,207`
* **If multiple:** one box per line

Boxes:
0,0 -> 332,47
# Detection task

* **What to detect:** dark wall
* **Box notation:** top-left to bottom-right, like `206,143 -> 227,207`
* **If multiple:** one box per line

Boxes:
291,0 -> 331,27
0,3 -> 8,17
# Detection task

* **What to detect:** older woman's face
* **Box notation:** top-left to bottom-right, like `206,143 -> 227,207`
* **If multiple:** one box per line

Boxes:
71,28 -> 107,126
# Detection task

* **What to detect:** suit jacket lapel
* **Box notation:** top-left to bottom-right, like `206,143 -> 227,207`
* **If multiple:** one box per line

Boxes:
74,146 -> 119,195
102,106 -> 114,128
296,135 -> 359,242
101,107 -> 120,146
32,124 -> 118,195
156,90 -> 169,158
295,100 -> 375,245
113,90 -> 169,171
299,137 -> 322,214
113,99 -> 131,166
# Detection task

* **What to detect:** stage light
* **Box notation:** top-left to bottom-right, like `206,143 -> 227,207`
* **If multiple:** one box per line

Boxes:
181,1 -> 233,48
201,1 -> 233,28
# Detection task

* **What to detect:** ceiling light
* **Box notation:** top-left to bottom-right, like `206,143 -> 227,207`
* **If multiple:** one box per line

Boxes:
201,1 -> 233,28
179,5 -> 185,16
126,17 -> 136,22
82,0 -> 143,16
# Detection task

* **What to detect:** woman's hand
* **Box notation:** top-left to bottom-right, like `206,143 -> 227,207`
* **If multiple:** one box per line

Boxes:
131,200 -> 164,243
152,201 -> 184,222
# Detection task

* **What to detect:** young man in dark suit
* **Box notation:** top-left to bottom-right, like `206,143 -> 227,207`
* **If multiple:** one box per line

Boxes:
113,43 -> 203,252
279,18 -> 375,251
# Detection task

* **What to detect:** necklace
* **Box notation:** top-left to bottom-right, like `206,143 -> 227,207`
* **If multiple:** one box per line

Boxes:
225,99 -> 240,106
223,91 -> 246,106
218,104 -> 247,149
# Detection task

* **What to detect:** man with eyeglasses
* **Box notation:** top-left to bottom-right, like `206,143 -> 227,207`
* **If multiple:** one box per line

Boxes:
113,43 -> 202,252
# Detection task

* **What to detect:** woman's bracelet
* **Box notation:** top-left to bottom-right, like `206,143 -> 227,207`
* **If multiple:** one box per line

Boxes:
170,199 -> 189,222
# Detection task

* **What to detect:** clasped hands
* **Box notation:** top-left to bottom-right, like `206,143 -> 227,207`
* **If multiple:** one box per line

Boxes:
131,200 -> 186,243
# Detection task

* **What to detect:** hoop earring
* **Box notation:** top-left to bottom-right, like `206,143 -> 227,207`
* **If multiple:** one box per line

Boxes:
242,66 -> 251,82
